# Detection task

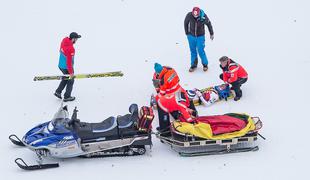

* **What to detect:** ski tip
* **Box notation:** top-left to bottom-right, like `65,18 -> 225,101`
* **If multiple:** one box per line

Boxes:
9,134 -> 25,147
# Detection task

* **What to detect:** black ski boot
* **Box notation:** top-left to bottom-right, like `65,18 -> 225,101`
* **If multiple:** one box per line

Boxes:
54,92 -> 62,99
63,96 -> 75,102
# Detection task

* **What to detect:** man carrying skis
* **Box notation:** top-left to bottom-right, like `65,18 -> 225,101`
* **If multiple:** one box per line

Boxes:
219,56 -> 248,101
184,7 -> 214,72
54,32 -> 81,102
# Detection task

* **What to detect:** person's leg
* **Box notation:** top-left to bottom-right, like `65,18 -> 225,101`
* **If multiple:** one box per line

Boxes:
197,35 -> 208,66
233,78 -> 247,99
64,78 -> 74,98
188,100 -> 198,117
238,78 -> 247,87
55,69 -> 69,94
187,35 -> 198,68
157,106 -> 171,134
231,78 -> 247,100
219,73 -> 224,80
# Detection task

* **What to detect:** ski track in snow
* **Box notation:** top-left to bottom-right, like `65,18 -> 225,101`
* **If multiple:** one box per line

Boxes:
1,0 -> 309,179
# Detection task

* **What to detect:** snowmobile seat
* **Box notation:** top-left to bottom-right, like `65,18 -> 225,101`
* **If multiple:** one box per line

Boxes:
73,116 -> 119,142
117,104 -> 139,129
91,117 -> 117,133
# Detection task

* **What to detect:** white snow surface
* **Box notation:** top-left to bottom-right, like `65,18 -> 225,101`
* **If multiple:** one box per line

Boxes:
1,0 -> 310,179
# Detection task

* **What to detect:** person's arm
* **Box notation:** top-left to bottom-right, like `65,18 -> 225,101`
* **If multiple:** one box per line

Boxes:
223,71 -> 229,82
203,14 -> 214,37
184,13 -> 191,35
227,66 -> 239,83
65,48 -> 74,75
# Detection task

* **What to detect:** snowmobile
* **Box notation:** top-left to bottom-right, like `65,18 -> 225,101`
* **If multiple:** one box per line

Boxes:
9,103 -> 154,170
156,113 -> 264,157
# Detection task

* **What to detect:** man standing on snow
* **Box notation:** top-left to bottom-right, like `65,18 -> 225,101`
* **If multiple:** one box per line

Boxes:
184,7 -> 214,72
219,56 -> 248,101
54,32 -> 81,102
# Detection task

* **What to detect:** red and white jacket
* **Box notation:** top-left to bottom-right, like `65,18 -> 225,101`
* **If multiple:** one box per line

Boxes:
221,59 -> 248,83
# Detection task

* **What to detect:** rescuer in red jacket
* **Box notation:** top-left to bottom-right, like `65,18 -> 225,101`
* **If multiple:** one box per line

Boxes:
219,56 -> 248,101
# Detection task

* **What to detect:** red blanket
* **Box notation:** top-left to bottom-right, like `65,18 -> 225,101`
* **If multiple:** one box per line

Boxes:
195,115 -> 247,135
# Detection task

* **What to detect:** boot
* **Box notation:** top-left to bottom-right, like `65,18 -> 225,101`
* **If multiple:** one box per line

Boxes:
63,96 -> 76,102
234,96 -> 241,101
189,66 -> 197,72
54,92 -> 62,99
203,64 -> 208,72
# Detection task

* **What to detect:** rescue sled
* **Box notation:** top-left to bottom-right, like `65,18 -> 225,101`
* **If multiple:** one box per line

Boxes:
156,113 -> 264,156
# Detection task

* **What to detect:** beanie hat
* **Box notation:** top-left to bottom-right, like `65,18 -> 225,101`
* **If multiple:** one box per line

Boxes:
154,63 -> 163,74
192,7 -> 200,17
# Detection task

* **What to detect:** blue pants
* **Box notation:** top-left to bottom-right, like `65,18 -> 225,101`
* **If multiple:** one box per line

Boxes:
187,35 -> 208,67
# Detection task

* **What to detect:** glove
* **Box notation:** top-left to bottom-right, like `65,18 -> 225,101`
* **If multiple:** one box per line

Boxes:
210,34 -> 214,40
150,94 -> 157,108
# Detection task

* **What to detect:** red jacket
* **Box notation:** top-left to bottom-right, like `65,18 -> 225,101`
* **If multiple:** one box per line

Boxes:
157,88 -> 193,122
153,66 -> 181,95
59,37 -> 75,74
221,59 -> 248,83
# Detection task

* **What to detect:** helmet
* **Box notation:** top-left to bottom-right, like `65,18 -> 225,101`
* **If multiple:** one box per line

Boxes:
186,90 -> 196,100
203,89 -> 219,103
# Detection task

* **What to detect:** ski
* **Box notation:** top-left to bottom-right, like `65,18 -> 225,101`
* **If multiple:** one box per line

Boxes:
33,71 -> 124,81
9,134 -> 25,147
15,158 -> 59,170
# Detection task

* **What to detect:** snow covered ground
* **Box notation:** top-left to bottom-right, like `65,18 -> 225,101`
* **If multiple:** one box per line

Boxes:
1,0 -> 310,179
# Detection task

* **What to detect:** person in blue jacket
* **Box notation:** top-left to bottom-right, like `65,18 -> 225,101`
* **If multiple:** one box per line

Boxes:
184,7 -> 214,72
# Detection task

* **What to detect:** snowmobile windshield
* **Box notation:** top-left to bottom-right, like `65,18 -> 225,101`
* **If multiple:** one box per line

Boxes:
48,106 -> 71,134
48,118 -> 71,134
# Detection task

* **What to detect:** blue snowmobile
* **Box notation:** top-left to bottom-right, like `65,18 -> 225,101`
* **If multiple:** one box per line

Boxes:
9,103 -> 154,170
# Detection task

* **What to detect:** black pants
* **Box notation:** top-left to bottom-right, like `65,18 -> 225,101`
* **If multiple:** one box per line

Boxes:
56,68 -> 74,98
220,74 -> 247,98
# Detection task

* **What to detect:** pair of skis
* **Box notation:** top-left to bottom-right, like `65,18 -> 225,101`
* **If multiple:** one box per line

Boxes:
33,71 -> 124,81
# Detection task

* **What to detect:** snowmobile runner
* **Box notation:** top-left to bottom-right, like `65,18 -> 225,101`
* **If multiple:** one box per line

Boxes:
156,113 -> 264,157
9,103 -> 154,170
33,71 -> 124,81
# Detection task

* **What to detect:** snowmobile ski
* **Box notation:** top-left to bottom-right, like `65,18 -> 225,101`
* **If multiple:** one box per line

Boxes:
15,158 -> 59,170
33,71 -> 124,81
9,134 -> 25,147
